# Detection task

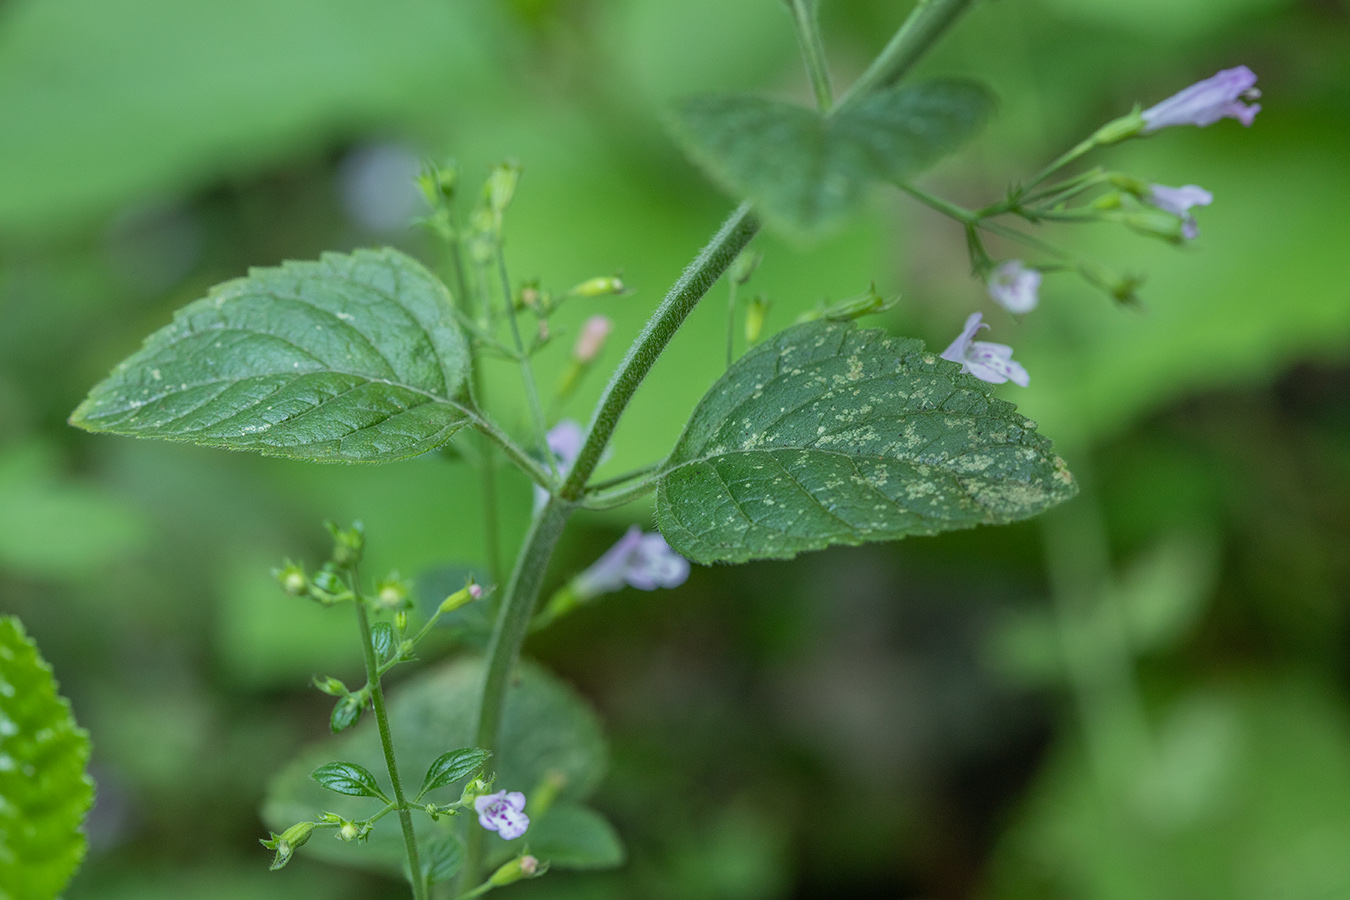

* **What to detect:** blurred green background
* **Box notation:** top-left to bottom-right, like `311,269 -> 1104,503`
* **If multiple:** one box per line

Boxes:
2,0 -> 1349,897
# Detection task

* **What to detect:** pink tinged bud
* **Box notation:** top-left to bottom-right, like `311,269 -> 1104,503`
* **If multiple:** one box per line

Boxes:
1141,66 -> 1261,132
573,315 -> 613,363
986,261 -> 1041,314
573,526 -> 691,600
940,313 -> 1030,388
1146,183 -> 1213,240
474,790 -> 530,840
520,856 -> 539,876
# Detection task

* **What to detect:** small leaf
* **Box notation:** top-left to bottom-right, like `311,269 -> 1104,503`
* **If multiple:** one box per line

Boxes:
656,320 -> 1076,564
311,762 -> 389,801
0,616 -> 95,900
526,804 -> 625,870
671,80 -> 995,236
371,622 -> 396,662
330,694 -> 364,733
70,248 -> 472,463
418,748 -> 491,798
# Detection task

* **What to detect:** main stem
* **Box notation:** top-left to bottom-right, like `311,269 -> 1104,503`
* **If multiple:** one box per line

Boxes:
355,599 -> 426,900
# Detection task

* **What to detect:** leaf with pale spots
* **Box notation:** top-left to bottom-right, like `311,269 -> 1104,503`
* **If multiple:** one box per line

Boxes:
655,320 -> 1077,564
69,248 -> 471,463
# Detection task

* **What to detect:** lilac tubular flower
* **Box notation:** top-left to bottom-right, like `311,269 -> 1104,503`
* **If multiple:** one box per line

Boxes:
940,313 -> 1030,387
1141,66 -> 1261,132
475,790 -> 530,841
1146,183 -> 1213,240
987,261 -> 1041,314
534,420 -> 584,512
573,526 -> 690,600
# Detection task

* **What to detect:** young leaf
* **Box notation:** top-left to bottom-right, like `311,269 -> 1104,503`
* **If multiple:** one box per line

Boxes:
70,248 -> 472,463
418,748 -> 491,798
416,832 -> 465,885
330,694 -> 364,733
371,622 -> 396,663
655,320 -> 1076,564
671,80 -> 995,236
0,616 -> 95,900
311,762 -> 389,801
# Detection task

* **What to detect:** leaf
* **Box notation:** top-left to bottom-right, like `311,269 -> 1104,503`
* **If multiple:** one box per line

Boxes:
330,695 -> 364,734
671,80 -> 995,236
415,832 -> 464,885
526,804 -> 626,870
0,616 -> 95,900
70,248 -> 472,463
418,748 -> 491,798
655,320 -> 1076,564
371,622 -> 396,663
263,657 -> 608,877
310,762 -> 388,801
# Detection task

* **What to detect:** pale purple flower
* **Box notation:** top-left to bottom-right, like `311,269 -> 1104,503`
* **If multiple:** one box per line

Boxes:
572,526 -> 690,599
475,790 -> 530,840
986,261 -> 1041,314
573,315 -> 613,363
534,420 -> 584,511
1146,183 -> 1213,240
940,312 -> 1029,387
1141,66 -> 1261,132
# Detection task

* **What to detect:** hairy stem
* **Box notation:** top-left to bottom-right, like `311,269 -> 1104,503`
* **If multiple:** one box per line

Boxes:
355,597 -> 425,900
787,0 -> 833,113
834,0 -> 976,111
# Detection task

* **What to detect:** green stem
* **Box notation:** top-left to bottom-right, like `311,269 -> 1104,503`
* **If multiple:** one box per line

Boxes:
833,0 -> 976,112
467,412 -> 552,491
355,598 -> 426,900
560,203 -> 760,500
581,477 -> 660,511
787,0 -> 833,113
896,180 -> 978,224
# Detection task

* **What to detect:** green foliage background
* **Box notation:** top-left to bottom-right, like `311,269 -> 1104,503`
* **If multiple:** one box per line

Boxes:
2,0 -> 1348,897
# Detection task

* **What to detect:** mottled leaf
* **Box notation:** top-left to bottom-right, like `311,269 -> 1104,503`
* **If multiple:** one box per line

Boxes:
671,80 -> 995,235
70,248 -> 471,463
311,762 -> 388,801
656,320 -> 1076,564
0,616 -> 95,900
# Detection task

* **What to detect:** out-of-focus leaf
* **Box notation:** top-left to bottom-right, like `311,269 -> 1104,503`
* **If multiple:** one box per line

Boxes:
71,249 -> 472,463
0,0 -> 488,234
985,680 -> 1350,900
310,762 -> 388,801
524,804 -> 625,870
414,832 -> 464,886
671,80 -> 995,236
0,616 -> 95,900
655,320 -> 1076,564
1113,532 -> 1218,653
0,443 -> 149,579
262,658 -> 607,876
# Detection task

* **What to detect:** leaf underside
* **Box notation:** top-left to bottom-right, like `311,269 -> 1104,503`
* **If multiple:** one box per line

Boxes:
70,248 -> 471,463
656,321 -> 1077,565
671,79 -> 996,236
0,616 -> 95,900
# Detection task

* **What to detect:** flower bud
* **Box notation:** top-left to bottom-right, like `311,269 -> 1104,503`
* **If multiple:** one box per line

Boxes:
1119,209 -> 1186,244
1089,109 -> 1146,146
274,561 -> 308,597
337,818 -> 371,842
572,315 -> 613,364
416,160 -> 459,207
439,583 -> 484,616
326,520 -> 365,568
566,275 -> 625,298
312,675 -> 348,697
375,573 -> 411,610
484,162 -> 522,224
489,855 -> 544,886
745,294 -> 771,344
261,821 -> 315,870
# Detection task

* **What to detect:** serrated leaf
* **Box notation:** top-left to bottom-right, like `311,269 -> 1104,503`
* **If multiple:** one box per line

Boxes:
418,748 -> 491,798
311,762 -> 388,800
371,622 -> 396,663
671,80 -> 995,236
263,658 -> 608,877
655,320 -> 1076,564
70,248 -> 472,463
0,616 -> 95,900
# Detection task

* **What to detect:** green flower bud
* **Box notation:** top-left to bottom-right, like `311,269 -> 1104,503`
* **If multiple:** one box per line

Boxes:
439,583 -> 484,616
1089,108 -> 1146,146
376,573 -> 412,610
565,275 -> 626,298
273,561 -> 308,597
795,284 -> 896,324
744,294 -> 771,344
337,818 -> 371,842
325,521 -> 365,568
312,675 -> 348,697
261,821 -> 315,870
489,855 -> 544,886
